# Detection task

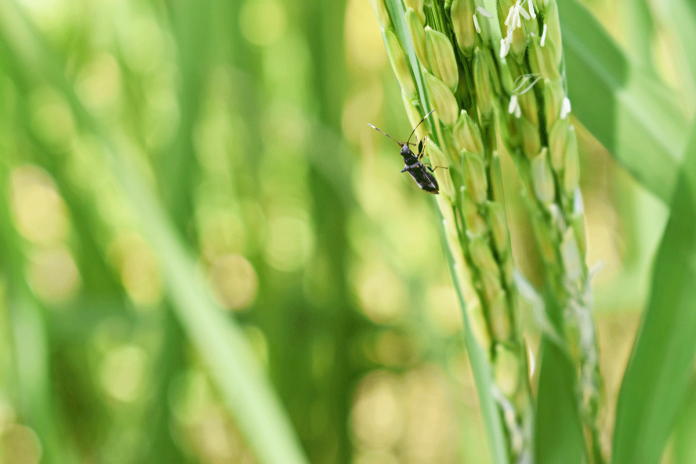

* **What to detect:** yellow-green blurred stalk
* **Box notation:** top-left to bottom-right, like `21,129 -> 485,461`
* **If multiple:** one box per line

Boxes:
493,0 -> 603,461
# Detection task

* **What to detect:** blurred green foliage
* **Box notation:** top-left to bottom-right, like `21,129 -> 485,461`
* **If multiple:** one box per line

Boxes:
0,0 -> 694,463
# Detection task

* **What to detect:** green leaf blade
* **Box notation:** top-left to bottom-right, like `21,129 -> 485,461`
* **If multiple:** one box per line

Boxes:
612,122 -> 696,464
558,0 -> 690,203
534,293 -> 586,464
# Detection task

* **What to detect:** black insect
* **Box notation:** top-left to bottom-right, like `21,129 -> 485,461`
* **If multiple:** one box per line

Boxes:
368,110 -> 447,194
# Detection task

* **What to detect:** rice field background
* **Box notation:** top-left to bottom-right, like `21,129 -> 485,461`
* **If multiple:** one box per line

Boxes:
0,0 -> 694,463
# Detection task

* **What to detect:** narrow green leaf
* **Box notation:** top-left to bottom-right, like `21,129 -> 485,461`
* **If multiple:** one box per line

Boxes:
674,381 -> 696,464
664,0 -> 696,112
0,4 -> 309,464
612,122 -> 696,464
557,0 -> 690,203
534,292 -> 586,464
618,0 -> 654,68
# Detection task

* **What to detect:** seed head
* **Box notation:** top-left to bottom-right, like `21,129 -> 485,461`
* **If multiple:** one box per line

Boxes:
479,269 -> 503,309
519,115 -> 541,158
494,344 -> 520,396
569,213 -> 587,257
423,69 -> 458,126
531,148 -> 555,205
549,115 -> 570,172
401,90 -> 429,142
532,213 -> 559,265
450,0 -> 477,56
490,156 -> 506,203
489,292 -> 512,341
528,35 -> 560,81
516,80 -> 539,124
403,0 -> 425,23
368,0 -> 391,29
563,125 -> 580,195
426,27 -> 459,91
470,237 -> 501,277
453,110 -> 484,155
428,141 -> 455,199
473,48 -> 494,120
542,0 -> 564,65
487,201 -> 510,256
384,29 -> 417,99
543,78 -> 565,129
468,302 -> 492,356
499,0 -> 530,58
498,58 -> 516,94
405,9 -> 430,71
561,227 -> 582,280
462,189 -> 489,236
464,151 -> 488,205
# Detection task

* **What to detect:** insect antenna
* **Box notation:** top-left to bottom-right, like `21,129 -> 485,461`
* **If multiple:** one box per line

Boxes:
406,109 -> 435,146
367,123 -> 404,147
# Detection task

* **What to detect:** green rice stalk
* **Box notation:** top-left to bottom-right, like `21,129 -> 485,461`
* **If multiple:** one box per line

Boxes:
482,0 -> 604,460
371,1 -> 535,461
372,0 -> 605,461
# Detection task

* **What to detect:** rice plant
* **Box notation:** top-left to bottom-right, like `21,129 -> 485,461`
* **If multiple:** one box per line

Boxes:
369,0 -> 694,462
1,0 -> 696,463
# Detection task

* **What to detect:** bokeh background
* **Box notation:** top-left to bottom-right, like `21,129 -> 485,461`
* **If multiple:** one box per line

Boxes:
0,0 -> 682,463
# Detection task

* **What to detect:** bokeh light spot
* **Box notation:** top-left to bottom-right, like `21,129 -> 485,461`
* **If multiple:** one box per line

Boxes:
117,16 -> 166,73
354,262 -> 406,324
244,326 -> 269,367
199,211 -> 247,261
170,370 -> 213,426
100,345 -> 147,403
209,254 -> 258,311
341,84 -> 384,145
402,367 -> 458,461
10,165 -> 68,245
0,395 -> 16,429
28,246 -> 81,303
239,0 -> 286,46
374,330 -> 417,367
351,370 -> 404,449
426,284 -> 463,335
29,88 -> 76,151
76,53 -> 123,113
264,215 -> 314,272
0,424 -> 42,464
354,450 -> 399,464
345,0 -> 387,71
107,232 -> 162,307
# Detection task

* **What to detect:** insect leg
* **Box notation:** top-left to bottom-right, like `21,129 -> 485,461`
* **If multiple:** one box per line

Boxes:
417,137 -> 429,160
406,109 -> 435,146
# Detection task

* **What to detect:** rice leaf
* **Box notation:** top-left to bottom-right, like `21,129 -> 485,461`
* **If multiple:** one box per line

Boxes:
619,0 -> 654,67
612,122 -> 696,464
674,382 -> 696,464
663,0 -> 696,112
557,0 -> 690,203
534,292 -> 586,464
